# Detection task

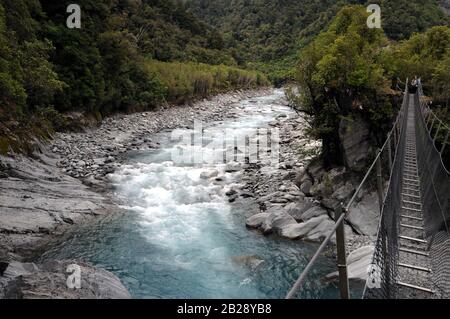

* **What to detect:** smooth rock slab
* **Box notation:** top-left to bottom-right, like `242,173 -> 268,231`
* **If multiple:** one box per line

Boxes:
280,216 -> 325,239
324,245 -> 375,283
261,210 -> 297,235
301,205 -> 328,222
1,260 -> 131,299
347,192 -> 380,236
246,213 -> 269,228
285,200 -> 314,221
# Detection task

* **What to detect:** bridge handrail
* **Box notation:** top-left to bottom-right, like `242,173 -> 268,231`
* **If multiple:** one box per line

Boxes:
285,80 -> 410,299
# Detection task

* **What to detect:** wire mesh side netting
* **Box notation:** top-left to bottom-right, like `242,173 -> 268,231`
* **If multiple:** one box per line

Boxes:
363,93 -> 409,299
415,92 -> 450,298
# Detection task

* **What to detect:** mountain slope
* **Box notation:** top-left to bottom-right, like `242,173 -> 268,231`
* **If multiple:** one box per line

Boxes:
187,0 -> 449,82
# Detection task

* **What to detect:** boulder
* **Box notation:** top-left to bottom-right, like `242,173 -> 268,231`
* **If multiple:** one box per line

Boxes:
332,182 -> 355,202
285,200 -> 315,221
324,245 -> 375,283
301,205 -> 328,221
246,213 -> 269,228
280,215 -> 330,240
321,198 -> 340,211
1,260 -> 131,299
347,192 -> 380,236
304,216 -> 335,242
261,209 -> 297,235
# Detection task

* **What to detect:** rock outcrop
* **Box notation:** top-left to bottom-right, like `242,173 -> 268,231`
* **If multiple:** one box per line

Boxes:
0,260 -> 131,299
347,192 -> 380,236
339,114 -> 371,170
324,245 -> 375,284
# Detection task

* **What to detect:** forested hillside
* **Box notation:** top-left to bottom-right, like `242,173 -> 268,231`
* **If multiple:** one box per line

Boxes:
188,0 -> 449,83
287,5 -> 450,168
0,0 -> 268,155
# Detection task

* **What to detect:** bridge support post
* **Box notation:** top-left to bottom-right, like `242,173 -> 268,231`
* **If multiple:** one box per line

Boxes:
376,150 -> 384,213
335,204 -> 350,299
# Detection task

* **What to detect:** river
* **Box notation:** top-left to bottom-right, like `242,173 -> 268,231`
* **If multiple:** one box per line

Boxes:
40,89 -> 340,299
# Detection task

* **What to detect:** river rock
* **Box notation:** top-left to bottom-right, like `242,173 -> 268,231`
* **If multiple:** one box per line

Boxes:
324,245 -> 375,283
347,192 -> 380,236
304,216 -> 335,242
284,200 -> 314,221
261,209 -> 297,235
301,205 -> 328,221
1,260 -> 131,299
332,182 -> 355,202
231,255 -> 264,271
246,213 -> 270,228
280,215 -> 329,240
321,198 -> 340,211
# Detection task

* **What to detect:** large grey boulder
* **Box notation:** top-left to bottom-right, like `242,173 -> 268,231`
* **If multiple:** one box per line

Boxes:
304,216 -> 335,242
280,215 -> 328,239
246,213 -> 269,228
332,182 -> 355,202
261,209 -> 297,235
347,192 -> 380,236
324,245 -> 375,283
282,215 -> 354,242
1,260 -> 131,299
301,205 -> 328,222
284,200 -> 314,221
280,215 -> 334,241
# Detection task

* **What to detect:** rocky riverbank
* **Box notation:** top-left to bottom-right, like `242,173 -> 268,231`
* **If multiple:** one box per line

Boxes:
49,89 -> 271,186
231,94 -> 377,274
0,88 -> 271,299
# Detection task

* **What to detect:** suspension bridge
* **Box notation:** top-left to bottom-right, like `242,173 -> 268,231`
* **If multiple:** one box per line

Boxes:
286,80 -> 450,299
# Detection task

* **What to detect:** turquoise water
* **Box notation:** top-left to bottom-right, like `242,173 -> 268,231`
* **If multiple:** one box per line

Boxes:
40,90 -> 341,299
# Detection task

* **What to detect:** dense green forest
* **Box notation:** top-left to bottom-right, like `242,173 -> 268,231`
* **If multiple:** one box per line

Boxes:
188,0 -> 449,83
0,0 -> 267,154
0,0 -> 448,159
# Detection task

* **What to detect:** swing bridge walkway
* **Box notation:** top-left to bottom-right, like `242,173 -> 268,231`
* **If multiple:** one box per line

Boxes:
286,81 -> 450,299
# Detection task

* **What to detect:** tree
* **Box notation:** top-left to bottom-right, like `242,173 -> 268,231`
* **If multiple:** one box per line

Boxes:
289,5 -> 393,168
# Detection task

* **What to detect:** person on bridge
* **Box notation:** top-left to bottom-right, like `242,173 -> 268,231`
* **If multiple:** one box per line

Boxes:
409,76 -> 418,94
